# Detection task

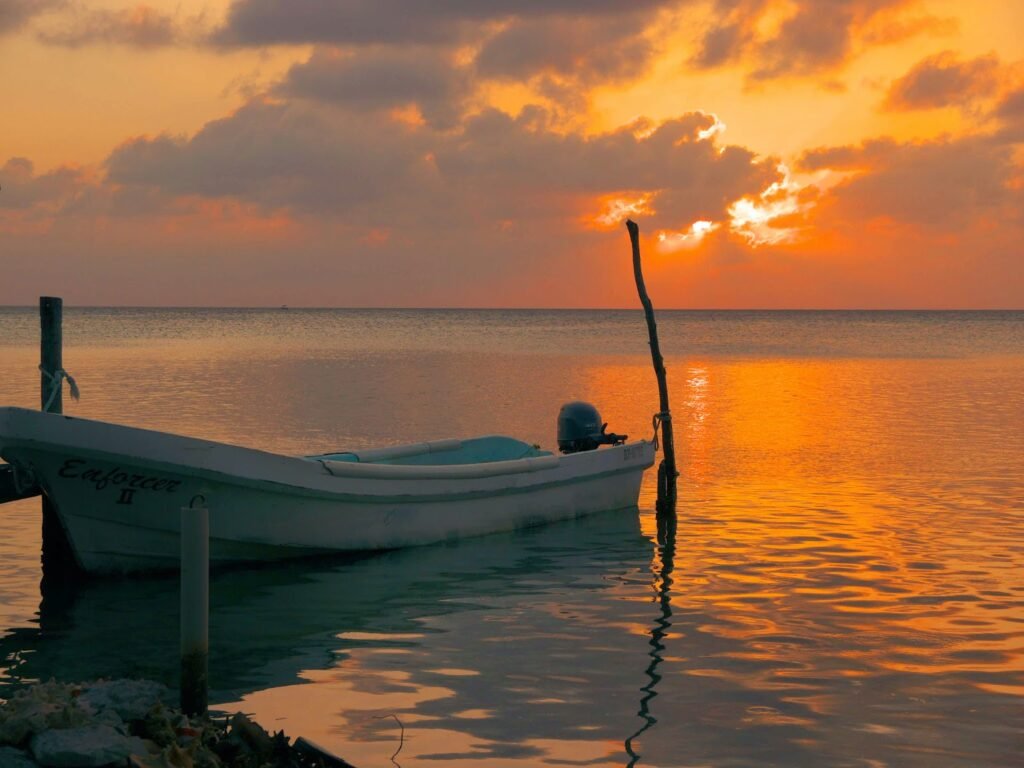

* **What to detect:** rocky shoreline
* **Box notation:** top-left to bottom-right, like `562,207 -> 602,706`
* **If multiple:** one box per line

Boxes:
0,680 -> 355,768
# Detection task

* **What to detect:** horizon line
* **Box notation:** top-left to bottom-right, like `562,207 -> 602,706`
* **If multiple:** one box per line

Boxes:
1,305 -> 1023,312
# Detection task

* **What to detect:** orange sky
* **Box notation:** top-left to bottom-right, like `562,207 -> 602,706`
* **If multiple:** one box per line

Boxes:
2,0 -> 1022,307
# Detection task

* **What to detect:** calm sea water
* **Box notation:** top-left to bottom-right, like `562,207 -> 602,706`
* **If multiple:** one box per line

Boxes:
1,308 -> 1022,767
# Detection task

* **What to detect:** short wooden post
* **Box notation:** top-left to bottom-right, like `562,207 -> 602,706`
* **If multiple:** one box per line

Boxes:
39,297 -> 77,578
181,498 -> 209,717
40,297 -> 63,414
626,220 -> 678,517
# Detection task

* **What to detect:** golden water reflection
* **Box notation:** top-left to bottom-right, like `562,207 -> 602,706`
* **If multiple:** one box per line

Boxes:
211,357 -> 1024,766
1,311 -> 1023,766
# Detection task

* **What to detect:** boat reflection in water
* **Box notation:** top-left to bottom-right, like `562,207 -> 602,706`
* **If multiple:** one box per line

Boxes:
1,508 -> 671,765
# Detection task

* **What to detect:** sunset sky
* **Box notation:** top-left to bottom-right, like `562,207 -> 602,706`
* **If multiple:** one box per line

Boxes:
2,0 -> 1022,308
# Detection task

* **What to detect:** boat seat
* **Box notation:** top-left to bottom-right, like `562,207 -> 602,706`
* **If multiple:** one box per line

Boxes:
321,453 -> 560,479
308,435 -> 551,466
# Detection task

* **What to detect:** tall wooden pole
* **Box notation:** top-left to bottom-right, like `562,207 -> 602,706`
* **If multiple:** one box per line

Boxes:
626,221 -> 678,517
39,297 -> 77,579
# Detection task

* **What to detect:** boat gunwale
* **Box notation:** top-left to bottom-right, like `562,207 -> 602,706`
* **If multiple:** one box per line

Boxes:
0,407 -> 655,504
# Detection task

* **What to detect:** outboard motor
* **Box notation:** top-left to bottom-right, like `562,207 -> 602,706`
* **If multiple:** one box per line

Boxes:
557,401 -> 628,454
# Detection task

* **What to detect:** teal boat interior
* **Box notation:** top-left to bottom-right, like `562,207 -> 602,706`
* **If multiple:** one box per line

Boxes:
307,436 -> 553,466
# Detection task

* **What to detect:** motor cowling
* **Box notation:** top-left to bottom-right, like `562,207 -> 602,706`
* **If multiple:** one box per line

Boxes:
557,401 -> 628,453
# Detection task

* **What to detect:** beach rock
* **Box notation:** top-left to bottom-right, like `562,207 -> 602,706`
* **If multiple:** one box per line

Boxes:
0,682 -> 90,747
0,745 -> 38,768
132,705 -> 189,751
30,724 -> 133,767
3,680 -> 351,768
226,714 -> 271,756
128,742 -> 203,768
78,681 -> 168,723
211,714 -> 300,768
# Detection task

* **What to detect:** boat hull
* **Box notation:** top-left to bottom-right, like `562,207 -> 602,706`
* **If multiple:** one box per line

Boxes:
0,408 -> 655,574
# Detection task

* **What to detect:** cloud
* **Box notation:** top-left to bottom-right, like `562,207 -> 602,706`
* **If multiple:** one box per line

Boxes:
214,0 -> 671,96
691,17 -> 750,69
8,116 -> 1022,309
213,0 -> 671,47
427,109 -> 779,229
473,13 -> 656,84
36,3 -> 192,48
106,100 -> 433,215
859,10 -> 957,45
883,51 -> 1002,111
105,99 -> 780,235
994,88 -> 1024,142
0,0 -> 61,35
0,156 -> 88,211
752,0 -> 859,79
89,90 -> 788,317
278,47 -> 473,128
691,0 -> 953,82
996,88 -> 1024,121
799,137 -> 899,171
799,135 -> 1017,231
5,1 -> 1022,309
214,0 -> 452,46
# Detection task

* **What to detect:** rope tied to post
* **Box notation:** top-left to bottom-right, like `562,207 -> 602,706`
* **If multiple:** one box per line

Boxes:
11,465 -> 37,495
38,365 -> 80,412
651,410 -> 671,450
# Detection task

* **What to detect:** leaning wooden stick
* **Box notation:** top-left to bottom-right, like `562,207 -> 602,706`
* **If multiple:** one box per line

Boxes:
626,219 -> 678,516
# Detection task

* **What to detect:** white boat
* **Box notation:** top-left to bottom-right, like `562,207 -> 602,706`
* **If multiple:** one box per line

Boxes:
0,405 -> 655,574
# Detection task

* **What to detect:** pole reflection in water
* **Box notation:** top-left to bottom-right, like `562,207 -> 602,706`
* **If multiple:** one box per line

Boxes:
625,512 -> 677,766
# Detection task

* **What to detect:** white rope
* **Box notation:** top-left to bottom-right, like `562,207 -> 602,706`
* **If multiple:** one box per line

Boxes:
11,464 -> 36,495
39,365 -> 80,412
651,410 -> 671,450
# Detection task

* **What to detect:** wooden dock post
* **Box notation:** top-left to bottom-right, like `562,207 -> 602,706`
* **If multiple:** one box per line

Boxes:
181,497 -> 210,717
40,297 -> 64,414
39,297 -> 77,577
626,221 -> 678,518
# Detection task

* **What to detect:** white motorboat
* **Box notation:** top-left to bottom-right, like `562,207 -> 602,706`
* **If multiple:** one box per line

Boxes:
0,404 -> 654,574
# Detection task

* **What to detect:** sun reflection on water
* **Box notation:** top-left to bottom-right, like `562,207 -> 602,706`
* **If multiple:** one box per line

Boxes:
0,310 -> 1022,766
